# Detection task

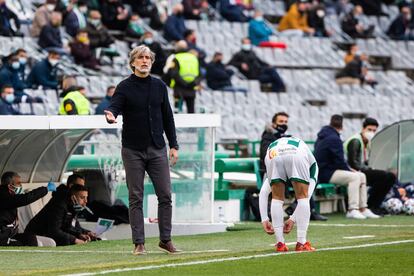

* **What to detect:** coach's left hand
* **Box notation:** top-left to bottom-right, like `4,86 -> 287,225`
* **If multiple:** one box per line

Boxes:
169,148 -> 179,166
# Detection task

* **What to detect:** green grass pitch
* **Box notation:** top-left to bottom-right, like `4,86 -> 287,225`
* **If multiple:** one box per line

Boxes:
1,214 -> 414,275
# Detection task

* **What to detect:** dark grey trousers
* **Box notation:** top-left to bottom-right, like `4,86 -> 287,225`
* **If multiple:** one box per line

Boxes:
121,145 -> 172,244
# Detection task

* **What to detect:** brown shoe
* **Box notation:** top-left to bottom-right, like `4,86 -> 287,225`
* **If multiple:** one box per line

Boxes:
158,240 -> 182,254
133,244 -> 147,255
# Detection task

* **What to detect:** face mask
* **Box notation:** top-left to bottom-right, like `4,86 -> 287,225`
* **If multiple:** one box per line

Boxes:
316,10 -> 325,18
89,19 -> 101,27
144,38 -> 153,44
49,59 -> 59,66
406,14 -> 412,21
11,61 -> 20,70
364,131 -> 375,141
79,6 -> 88,14
73,203 -> 85,212
12,185 -> 23,195
241,44 -> 252,51
5,94 -> 15,104
255,16 -> 264,21
78,36 -> 89,44
72,196 -> 86,212
19,57 -> 27,65
46,4 -> 55,12
275,124 -> 288,134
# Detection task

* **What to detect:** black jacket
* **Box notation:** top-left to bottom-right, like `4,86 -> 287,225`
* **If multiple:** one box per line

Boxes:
38,24 -> 63,49
346,136 -> 369,171
259,124 -> 289,175
25,188 -> 89,246
107,75 -> 178,150
314,125 -> 350,183
0,185 -> 48,244
387,14 -> 414,40
0,5 -> 20,36
206,61 -> 233,90
228,50 -> 268,79
335,57 -> 363,80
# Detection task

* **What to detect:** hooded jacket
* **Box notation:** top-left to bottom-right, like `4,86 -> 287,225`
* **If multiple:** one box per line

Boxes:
314,125 -> 350,183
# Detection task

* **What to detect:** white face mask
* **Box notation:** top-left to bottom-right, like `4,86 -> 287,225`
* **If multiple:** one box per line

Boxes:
49,58 -> 59,66
316,10 -> 325,18
19,57 -> 27,65
255,16 -> 264,21
79,6 -> 88,14
241,44 -> 252,51
46,4 -> 55,12
364,131 -> 375,141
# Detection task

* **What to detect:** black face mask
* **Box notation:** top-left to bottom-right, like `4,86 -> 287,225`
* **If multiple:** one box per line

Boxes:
275,124 -> 288,134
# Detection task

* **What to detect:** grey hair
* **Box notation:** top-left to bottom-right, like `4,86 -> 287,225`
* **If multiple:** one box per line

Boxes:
129,45 -> 155,72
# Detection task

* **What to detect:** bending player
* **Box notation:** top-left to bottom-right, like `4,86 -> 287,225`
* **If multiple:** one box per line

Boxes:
263,136 -> 317,252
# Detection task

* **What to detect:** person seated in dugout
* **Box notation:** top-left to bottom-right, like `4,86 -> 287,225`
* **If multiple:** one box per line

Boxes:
25,184 -> 99,246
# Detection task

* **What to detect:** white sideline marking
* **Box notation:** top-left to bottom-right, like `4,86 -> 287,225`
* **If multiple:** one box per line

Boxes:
343,235 -> 375,239
0,249 -> 229,254
63,240 -> 414,276
310,223 -> 414,228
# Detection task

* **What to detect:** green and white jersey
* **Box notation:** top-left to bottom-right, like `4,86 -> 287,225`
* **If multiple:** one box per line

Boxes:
265,137 -> 318,185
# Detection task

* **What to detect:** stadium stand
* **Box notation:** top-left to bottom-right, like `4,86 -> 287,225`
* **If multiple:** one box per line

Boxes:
1,0 -> 413,146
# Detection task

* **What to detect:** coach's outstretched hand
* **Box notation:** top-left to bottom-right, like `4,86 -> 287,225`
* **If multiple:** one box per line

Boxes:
262,220 -> 274,235
104,110 -> 117,124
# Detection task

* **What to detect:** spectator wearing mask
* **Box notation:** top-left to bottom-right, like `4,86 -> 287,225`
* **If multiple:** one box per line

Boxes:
140,32 -> 167,76
100,0 -> 129,31
336,53 -> 377,86
0,85 -> 21,115
31,0 -> 57,37
95,85 -> 115,114
278,0 -> 315,37
164,4 -> 187,42
125,14 -> 145,40
0,171 -> 56,246
387,3 -> 414,41
125,0 -> 163,30
205,52 -> 247,92
168,40 -> 201,113
229,38 -> 285,92
70,29 -> 100,70
307,3 -> 330,37
38,11 -> 67,55
0,0 -> 22,37
219,0 -> 249,22
341,5 -> 374,39
0,54 -> 27,97
344,118 -> 396,215
248,10 -> 274,46
85,10 -> 115,49
59,85 -> 90,115
25,184 -> 99,246
27,50 -> 60,90
351,0 -> 386,16
314,115 -> 380,219
64,0 -> 88,37
183,0 -> 212,20
184,29 -> 207,67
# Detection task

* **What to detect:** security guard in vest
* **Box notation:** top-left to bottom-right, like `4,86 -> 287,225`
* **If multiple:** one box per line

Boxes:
344,117 -> 395,215
168,40 -> 201,113
59,85 -> 90,115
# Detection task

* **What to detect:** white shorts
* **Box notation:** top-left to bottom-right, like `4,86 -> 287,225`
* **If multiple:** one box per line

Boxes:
266,153 -> 310,186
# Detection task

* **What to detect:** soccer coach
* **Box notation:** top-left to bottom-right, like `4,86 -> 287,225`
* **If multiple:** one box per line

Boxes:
104,45 -> 180,255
